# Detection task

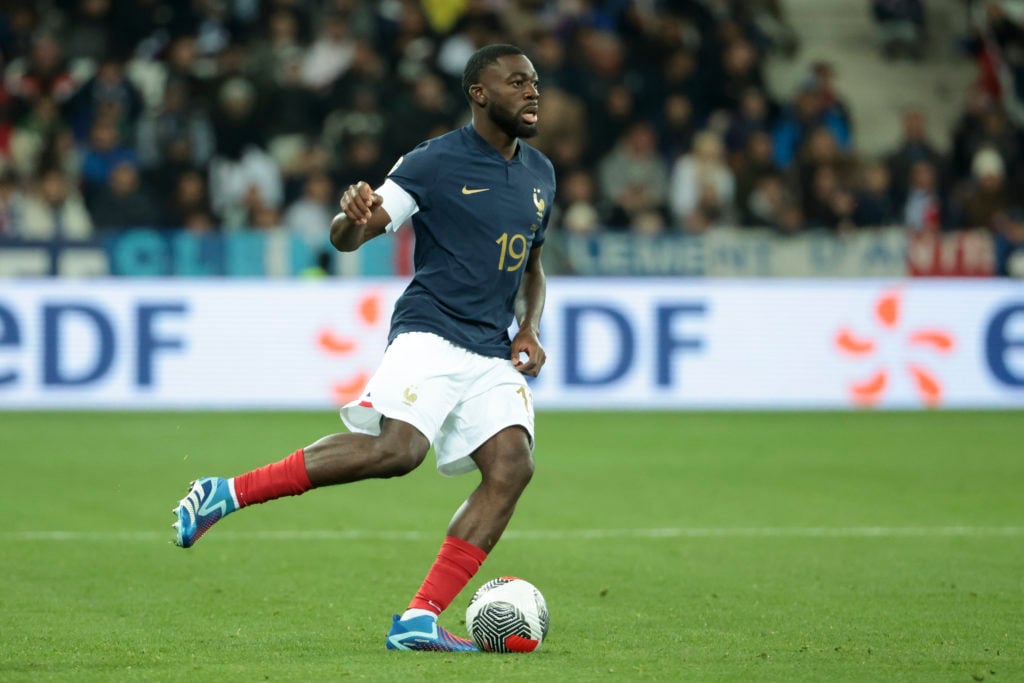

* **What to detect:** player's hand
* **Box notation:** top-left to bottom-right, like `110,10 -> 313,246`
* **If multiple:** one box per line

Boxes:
340,181 -> 383,225
511,327 -> 546,377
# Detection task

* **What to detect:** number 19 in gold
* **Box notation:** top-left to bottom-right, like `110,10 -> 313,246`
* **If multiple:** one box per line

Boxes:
495,232 -> 528,271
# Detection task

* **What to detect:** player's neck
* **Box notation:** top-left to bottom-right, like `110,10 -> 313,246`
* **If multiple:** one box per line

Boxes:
471,119 -> 518,160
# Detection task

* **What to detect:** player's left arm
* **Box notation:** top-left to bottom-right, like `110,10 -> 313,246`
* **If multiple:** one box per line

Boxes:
511,245 -> 547,377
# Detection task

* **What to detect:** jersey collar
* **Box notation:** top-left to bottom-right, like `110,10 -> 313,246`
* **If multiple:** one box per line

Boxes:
463,124 -> 522,163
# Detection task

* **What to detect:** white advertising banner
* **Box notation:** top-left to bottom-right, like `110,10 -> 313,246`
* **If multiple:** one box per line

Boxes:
0,279 -> 1021,410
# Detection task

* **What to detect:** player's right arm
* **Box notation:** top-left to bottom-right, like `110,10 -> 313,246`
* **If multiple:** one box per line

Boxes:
330,181 -> 392,252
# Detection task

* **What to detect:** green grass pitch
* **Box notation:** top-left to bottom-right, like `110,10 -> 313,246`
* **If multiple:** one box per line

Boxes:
1,410 -> 1021,682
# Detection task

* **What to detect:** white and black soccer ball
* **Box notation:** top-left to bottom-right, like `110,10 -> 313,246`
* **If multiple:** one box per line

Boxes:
465,576 -> 549,653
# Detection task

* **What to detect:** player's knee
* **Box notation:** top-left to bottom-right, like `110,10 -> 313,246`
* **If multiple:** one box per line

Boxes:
488,450 -> 534,494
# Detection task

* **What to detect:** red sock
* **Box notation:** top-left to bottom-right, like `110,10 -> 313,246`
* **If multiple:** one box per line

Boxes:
233,448 -> 313,508
408,536 -> 488,615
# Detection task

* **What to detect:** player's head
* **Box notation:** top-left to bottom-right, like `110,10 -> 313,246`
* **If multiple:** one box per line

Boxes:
463,43 -> 540,139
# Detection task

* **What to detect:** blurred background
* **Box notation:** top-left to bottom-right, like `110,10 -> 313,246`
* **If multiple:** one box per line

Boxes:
0,0 -> 1022,412
0,0 -> 1021,276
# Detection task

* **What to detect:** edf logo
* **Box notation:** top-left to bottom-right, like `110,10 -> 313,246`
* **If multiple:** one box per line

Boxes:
0,300 -> 187,387
559,302 -> 707,386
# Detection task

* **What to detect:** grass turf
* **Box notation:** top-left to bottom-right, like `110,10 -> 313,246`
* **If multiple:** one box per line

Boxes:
1,411 -> 1021,682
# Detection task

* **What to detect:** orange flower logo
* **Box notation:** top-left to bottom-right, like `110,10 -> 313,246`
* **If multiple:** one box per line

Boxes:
316,291 -> 384,405
835,290 -> 954,407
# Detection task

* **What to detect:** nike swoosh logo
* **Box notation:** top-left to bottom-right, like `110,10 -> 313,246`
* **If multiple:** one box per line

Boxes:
461,186 -> 490,195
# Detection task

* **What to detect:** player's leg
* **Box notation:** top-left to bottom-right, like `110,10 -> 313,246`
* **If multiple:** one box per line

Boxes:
173,332 -> 457,549
172,418 -> 429,548
387,428 -> 534,652
446,426 -> 534,551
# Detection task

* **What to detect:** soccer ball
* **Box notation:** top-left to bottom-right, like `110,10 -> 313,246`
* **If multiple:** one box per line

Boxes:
465,576 -> 549,653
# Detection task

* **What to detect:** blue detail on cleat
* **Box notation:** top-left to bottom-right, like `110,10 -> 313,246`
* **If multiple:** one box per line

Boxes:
172,477 -> 237,548
385,614 -> 479,652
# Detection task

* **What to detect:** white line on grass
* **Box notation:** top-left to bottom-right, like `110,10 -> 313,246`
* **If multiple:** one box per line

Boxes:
3,526 -> 1023,542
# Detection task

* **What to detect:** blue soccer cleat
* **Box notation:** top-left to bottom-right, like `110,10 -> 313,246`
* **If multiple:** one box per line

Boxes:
172,477 -> 238,548
385,614 -> 479,652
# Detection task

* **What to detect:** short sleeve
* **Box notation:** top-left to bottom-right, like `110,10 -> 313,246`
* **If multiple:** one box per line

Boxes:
386,140 -> 438,211
376,179 -> 419,233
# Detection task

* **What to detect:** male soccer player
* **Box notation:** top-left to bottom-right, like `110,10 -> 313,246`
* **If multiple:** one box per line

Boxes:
172,44 -> 554,653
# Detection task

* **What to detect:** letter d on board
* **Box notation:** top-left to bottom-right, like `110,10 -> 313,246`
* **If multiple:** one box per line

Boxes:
43,304 -> 115,385
564,304 -> 634,385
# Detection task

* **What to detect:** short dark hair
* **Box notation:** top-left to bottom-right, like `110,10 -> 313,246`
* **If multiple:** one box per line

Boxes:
462,43 -> 524,103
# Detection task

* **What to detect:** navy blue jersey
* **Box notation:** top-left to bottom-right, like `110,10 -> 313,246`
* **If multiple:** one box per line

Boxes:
385,124 -> 555,358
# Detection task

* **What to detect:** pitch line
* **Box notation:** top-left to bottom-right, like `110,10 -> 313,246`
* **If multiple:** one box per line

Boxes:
3,526 -> 1023,542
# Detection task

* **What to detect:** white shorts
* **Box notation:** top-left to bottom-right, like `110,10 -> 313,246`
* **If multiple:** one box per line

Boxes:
339,332 -> 535,477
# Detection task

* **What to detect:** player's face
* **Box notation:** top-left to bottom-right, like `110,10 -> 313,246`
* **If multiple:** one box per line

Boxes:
481,55 -> 540,139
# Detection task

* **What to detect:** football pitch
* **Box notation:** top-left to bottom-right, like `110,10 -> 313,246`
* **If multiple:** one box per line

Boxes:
2,410 -> 1021,682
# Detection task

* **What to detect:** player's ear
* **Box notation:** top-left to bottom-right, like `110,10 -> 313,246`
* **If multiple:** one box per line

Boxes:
469,84 -> 486,107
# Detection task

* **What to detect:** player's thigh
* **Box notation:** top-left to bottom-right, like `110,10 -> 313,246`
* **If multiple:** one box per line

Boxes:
433,364 -> 535,476
341,332 -> 465,444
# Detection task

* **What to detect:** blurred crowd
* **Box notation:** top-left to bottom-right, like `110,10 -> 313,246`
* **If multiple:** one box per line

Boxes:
0,0 -> 1021,251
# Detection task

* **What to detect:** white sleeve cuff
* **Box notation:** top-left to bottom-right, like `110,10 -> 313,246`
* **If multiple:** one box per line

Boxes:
376,178 -> 419,233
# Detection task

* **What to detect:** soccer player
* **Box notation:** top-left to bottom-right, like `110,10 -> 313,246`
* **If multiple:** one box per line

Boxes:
172,44 -> 554,653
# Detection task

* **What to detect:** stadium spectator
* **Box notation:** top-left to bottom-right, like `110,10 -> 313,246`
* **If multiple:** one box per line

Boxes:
163,168 -> 214,230
657,92 -> 697,165
162,35 -> 209,110
9,96 -> 69,180
0,168 -> 25,235
207,76 -> 281,228
378,0 -> 441,76
886,108 -> 945,205
587,82 -> 639,164
807,61 -> 852,133
716,38 -> 765,113
283,171 -> 334,254
872,0 -> 927,60
598,120 -> 669,229
329,37 -> 390,108
79,117 -> 138,205
261,56 -> 322,196
745,172 -> 790,230
6,31 -> 76,106
385,71 -> 457,162
853,161 -> 900,227
247,199 -> 282,231
0,4 -> 42,62
17,167 -> 93,240
322,86 -> 387,179
772,82 -> 851,170
735,130 -> 781,226
246,7 -> 305,92
300,11 -> 356,93
724,87 -> 774,161
668,130 -> 736,230
802,164 -> 846,229
66,54 -> 145,143
992,209 -> 1024,276
60,0 -> 115,62
89,160 -> 158,230
795,126 -> 856,213
955,146 -> 1011,229
135,79 -> 216,172
903,159 -> 946,231
554,168 -> 603,235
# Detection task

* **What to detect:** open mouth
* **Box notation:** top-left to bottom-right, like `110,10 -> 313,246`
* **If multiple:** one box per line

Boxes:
520,107 -> 539,124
